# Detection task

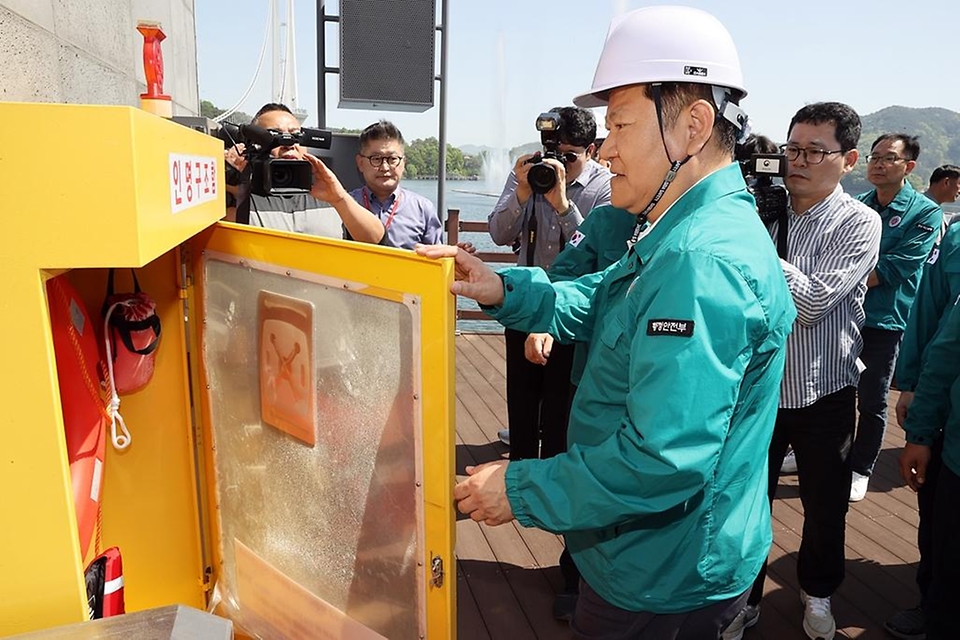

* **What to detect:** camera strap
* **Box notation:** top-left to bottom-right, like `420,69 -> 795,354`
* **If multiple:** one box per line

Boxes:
523,197 -> 567,267
775,209 -> 788,260
525,200 -> 538,267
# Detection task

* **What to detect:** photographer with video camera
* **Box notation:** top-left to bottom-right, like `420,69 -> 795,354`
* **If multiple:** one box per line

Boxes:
737,133 -> 788,226
726,102 -> 881,640
225,103 -> 385,244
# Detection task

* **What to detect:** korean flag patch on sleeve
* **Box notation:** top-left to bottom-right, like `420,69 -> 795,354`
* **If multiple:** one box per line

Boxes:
569,230 -> 586,248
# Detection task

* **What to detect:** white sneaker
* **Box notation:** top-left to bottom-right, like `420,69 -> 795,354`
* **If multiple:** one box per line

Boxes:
781,448 -> 798,474
800,590 -> 836,639
850,471 -> 869,502
497,428 -> 510,446
721,604 -> 760,640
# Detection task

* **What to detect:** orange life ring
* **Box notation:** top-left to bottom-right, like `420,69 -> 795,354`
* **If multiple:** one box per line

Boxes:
47,275 -> 108,556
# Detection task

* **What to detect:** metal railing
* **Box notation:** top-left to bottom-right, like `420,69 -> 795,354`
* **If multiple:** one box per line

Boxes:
445,208 -> 515,321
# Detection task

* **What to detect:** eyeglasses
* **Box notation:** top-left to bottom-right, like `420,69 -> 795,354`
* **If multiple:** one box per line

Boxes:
866,154 -> 907,166
780,145 -> 845,165
362,155 -> 404,168
560,151 -> 583,164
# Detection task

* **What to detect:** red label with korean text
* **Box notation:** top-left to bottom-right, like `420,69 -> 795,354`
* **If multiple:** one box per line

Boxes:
170,154 -> 218,213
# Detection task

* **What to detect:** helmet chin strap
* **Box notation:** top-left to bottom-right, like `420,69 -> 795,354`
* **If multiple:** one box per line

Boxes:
629,83 -> 688,246
628,84 -> 749,247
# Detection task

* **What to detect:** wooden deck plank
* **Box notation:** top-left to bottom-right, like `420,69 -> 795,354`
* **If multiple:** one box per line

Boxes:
453,333 -> 921,639
457,521 -> 537,639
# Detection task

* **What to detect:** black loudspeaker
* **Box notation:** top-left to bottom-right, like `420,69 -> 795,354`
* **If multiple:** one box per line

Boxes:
339,0 -> 436,112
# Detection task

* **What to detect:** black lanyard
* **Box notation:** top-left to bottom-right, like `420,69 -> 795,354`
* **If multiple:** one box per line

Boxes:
524,196 -> 566,267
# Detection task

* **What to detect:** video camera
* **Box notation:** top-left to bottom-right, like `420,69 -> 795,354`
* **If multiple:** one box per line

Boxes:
743,153 -> 788,223
524,112 -> 566,195
220,123 -> 332,197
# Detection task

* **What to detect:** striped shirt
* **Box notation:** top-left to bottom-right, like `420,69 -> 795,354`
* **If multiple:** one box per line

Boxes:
771,185 -> 882,408
247,193 -> 345,238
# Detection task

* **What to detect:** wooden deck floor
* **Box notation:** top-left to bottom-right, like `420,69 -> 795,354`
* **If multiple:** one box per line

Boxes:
453,332 -> 920,640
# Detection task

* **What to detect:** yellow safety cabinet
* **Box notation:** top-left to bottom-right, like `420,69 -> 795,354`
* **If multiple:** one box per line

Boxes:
0,102 -> 457,639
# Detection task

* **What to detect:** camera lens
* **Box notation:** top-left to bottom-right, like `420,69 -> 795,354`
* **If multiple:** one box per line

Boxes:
528,162 -> 557,195
271,166 -> 293,188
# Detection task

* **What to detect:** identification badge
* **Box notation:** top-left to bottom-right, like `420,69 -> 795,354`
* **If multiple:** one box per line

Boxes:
916,222 -> 935,233
647,319 -> 695,337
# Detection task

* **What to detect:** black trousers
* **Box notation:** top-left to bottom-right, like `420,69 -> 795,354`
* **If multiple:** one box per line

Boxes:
748,386 -> 856,605
916,435 -> 944,608
852,327 -> 902,476
927,464 -> 960,639
572,580 -> 748,640
504,328 -> 575,461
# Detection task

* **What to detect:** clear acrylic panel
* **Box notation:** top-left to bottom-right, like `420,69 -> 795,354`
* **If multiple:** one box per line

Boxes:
201,254 -> 423,639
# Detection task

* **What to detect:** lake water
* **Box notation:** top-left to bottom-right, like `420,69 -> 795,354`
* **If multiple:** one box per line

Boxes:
403,179 -> 508,333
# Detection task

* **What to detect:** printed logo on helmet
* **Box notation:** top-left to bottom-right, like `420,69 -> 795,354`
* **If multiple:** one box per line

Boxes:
683,66 -> 708,77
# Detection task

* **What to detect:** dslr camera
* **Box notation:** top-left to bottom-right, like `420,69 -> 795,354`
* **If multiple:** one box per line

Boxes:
523,112 -> 567,195
220,123 -> 332,197
743,153 -> 788,223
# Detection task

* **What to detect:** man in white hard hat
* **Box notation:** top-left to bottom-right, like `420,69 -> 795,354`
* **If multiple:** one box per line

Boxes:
417,6 -> 795,638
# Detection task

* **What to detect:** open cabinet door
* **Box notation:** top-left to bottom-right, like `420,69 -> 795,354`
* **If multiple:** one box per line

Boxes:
188,222 -> 457,639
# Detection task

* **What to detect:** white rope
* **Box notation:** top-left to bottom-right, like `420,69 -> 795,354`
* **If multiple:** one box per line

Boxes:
103,301 -> 135,451
213,4 -> 273,123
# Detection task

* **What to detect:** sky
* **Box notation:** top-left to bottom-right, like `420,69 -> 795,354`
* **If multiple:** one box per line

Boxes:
195,1 -> 960,151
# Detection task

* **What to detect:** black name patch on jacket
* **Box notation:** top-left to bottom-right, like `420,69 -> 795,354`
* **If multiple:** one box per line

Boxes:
647,319 -> 695,337
916,223 -> 935,233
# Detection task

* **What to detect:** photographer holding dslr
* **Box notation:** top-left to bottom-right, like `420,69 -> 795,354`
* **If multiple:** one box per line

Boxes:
225,103 -> 385,244
487,106 -> 611,461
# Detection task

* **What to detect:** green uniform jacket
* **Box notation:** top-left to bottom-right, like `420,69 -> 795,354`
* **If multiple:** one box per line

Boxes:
489,164 -> 796,613
548,204 -> 636,385
857,183 -> 941,330
896,222 -> 960,391
902,299 -> 960,477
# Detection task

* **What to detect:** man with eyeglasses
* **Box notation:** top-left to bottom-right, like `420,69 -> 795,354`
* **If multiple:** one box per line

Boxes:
725,102 -> 881,640
849,134 -> 942,503
487,105 -> 610,460
226,103 -> 386,244
348,120 -> 442,250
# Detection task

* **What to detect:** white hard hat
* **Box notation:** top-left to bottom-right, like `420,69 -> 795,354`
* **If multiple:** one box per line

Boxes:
573,5 -> 746,108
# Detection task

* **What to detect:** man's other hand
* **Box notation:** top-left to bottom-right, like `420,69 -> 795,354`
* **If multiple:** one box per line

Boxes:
415,244 -> 505,306
513,153 -> 536,206
304,153 -> 348,205
453,461 -> 514,526
900,442 -> 931,492
896,391 -> 915,427
225,143 -> 247,172
541,157 -> 570,214
525,333 -> 553,365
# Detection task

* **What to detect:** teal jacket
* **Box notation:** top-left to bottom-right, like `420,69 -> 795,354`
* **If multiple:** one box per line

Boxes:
896,222 -> 960,391
548,204 -> 636,385
857,182 -> 941,330
902,299 -> 960,477
489,164 -> 796,613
